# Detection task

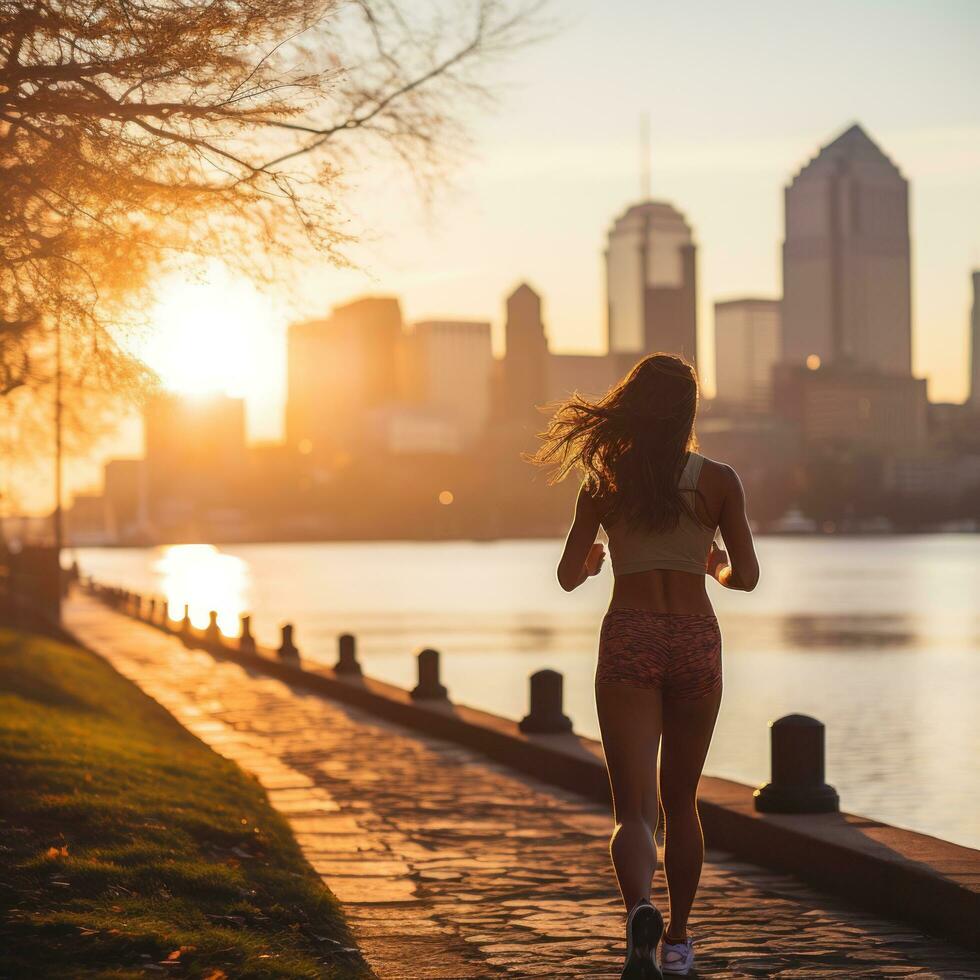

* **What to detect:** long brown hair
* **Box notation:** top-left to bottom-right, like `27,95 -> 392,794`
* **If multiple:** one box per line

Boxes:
531,353 -> 700,531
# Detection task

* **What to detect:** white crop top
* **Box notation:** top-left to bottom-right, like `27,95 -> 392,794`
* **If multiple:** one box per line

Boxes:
602,452 -> 716,576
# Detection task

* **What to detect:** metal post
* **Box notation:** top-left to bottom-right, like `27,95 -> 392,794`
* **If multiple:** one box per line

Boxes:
519,669 -> 573,734
53,315 -> 63,620
204,610 -> 221,647
335,633 -> 361,675
754,714 -> 840,813
239,614 -> 256,653
410,648 -> 448,701
277,623 -> 299,660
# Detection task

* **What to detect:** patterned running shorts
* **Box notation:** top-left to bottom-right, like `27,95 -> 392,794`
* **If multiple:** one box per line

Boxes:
596,609 -> 722,701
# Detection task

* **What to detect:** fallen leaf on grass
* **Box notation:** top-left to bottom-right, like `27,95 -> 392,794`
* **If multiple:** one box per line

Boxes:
45,845 -> 69,859
202,971 -> 227,980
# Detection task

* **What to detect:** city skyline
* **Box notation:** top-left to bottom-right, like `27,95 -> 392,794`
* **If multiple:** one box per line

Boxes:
5,0 -> 980,514
137,106 -> 978,446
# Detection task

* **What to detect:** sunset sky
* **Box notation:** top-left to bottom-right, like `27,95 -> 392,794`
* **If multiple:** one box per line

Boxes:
12,0 -> 980,512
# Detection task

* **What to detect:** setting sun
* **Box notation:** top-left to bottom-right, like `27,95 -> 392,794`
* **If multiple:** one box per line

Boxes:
141,263 -> 282,401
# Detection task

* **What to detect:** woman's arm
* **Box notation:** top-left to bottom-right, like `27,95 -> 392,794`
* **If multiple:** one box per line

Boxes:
707,465 -> 760,592
557,484 -> 605,592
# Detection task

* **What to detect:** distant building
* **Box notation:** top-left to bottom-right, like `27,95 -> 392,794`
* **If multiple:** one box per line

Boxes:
714,298 -> 781,411
605,201 -> 698,365
969,270 -> 980,410
773,363 -> 927,451
782,124 -> 911,376
369,405 -> 465,455
65,492 -> 107,546
406,320 -> 493,442
286,296 -> 404,458
883,453 -> 980,500
144,392 -> 247,533
103,458 -> 147,543
547,353 -> 621,403
502,282 -> 549,419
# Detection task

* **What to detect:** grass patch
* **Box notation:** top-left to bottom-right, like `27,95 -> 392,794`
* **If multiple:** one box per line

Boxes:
0,629 -> 374,979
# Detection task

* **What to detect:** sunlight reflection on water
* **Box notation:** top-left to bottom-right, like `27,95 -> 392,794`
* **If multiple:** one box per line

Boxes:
154,544 -> 249,637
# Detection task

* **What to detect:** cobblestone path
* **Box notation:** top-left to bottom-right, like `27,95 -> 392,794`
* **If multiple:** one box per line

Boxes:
65,596 -> 980,979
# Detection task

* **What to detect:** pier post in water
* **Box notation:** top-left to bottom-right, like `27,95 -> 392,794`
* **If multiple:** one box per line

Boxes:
410,648 -> 449,701
754,714 -> 840,813
335,633 -> 362,676
277,623 -> 299,660
519,669 -> 573,734
239,614 -> 256,653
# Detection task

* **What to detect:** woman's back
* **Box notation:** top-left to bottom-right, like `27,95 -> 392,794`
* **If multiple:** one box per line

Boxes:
603,454 -> 743,616
603,452 -> 716,577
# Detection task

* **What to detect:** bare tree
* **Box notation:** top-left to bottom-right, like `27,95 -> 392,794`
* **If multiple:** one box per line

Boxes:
0,0 -> 544,397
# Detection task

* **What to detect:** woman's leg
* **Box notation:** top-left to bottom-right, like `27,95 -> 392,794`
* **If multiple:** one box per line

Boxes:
595,681 -> 664,911
658,688 -> 722,940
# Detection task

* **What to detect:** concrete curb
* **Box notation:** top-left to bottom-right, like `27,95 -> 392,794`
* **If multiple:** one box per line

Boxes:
84,592 -> 980,953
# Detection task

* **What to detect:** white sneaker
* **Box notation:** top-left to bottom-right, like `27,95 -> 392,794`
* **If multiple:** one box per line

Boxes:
660,935 -> 695,976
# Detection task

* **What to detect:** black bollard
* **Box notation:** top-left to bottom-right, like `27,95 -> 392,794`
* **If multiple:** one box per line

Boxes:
147,598 -> 156,624
239,614 -> 256,653
410,648 -> 449,701
335,633 -> 361,676
204,610 -> 222,647
161,600 -> 171,631
519,669 -> 573,734
181,603 -> 191,637
277,623 -> 299,660
132,594 -> 142,619
754,714 -> 840,814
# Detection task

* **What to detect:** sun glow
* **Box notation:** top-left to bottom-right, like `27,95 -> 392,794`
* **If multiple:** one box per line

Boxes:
141,263 -> 283,401
155,543 -> 249,637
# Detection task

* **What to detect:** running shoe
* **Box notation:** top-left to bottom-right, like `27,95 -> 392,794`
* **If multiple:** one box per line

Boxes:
661,935 -> 695,976
621,899 -> 664,980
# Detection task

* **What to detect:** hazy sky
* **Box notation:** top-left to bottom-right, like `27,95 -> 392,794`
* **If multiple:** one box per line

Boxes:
12,0 -> 980,511
310,0 -> 980,406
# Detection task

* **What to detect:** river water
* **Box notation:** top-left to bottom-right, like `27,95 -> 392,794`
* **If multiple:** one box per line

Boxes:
74,535 -> 980,849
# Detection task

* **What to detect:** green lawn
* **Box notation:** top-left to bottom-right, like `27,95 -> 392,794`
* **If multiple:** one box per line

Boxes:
0,628 -> 375,979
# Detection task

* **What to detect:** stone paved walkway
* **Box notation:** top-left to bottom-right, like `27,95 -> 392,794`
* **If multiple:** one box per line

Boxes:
65,595 -> 980,979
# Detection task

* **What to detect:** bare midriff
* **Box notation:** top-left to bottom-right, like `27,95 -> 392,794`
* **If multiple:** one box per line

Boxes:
608,568 -> 715,617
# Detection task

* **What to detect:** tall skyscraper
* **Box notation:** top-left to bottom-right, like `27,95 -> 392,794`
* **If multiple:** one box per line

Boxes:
714,298 -> 781,411
782,124 -> 911,376
970,270 -> 980,409
605,201 -> 698,365
502,282 -> 549,418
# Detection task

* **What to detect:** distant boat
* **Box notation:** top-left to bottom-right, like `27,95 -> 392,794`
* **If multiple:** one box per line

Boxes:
852,516 -> 895,534
769,509 -> 818,535
935,518 -> 980,533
